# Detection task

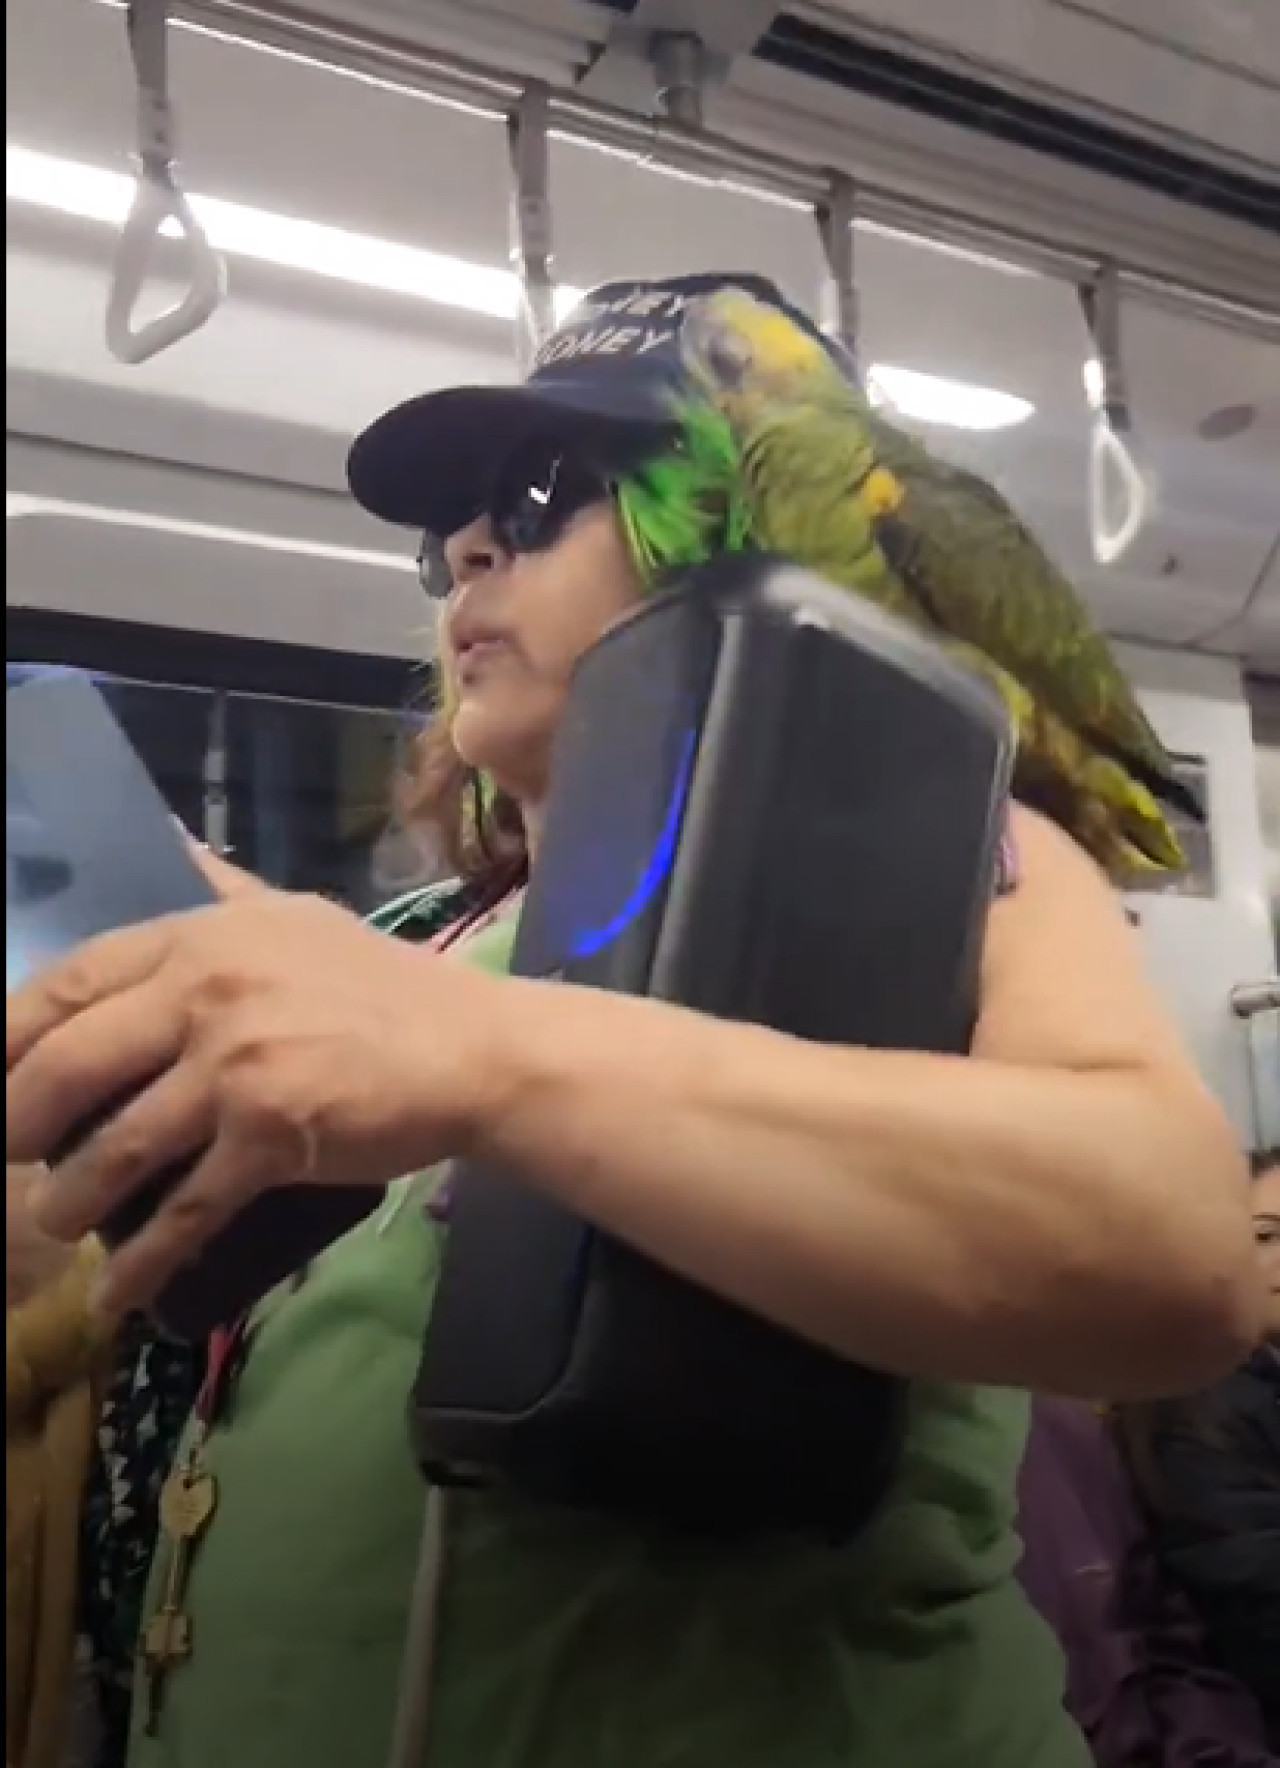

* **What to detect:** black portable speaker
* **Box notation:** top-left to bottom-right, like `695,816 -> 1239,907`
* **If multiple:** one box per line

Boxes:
410,556 -> 1014,1540
6,669 -> 378,1340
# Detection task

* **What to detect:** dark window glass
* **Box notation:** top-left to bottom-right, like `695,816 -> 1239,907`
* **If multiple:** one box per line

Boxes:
7,618 -> 441,910
93,677 -> 215,843
224,692 -> 436,911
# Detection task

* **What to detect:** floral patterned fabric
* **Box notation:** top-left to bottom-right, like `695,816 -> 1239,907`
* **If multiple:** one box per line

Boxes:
79,1318 -> 204,1768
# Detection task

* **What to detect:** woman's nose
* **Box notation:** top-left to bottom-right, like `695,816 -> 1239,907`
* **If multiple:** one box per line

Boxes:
443,515 -> 506,588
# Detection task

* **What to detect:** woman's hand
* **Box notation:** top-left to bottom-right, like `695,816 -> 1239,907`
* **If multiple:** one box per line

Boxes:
6,876 -> 509,1314
6,1164 -> 75,1309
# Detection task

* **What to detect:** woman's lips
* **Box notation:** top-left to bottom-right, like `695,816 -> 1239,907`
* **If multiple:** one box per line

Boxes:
454,637 -> 510,684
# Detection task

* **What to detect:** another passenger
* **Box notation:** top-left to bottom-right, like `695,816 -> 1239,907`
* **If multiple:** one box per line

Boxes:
1116,1148 -> 1280,1750
8,1165 -> 107,1768
6,275 -> 1260,1768
6,1166 -> 201,1768
1017,1395 -> 1272,1765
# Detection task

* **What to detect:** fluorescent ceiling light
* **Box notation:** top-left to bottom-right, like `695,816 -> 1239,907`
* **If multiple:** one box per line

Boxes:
7,144 -> 1034,430
6,146 -> 585,323
7,491 -> 415,572
869,366 -> 1033,432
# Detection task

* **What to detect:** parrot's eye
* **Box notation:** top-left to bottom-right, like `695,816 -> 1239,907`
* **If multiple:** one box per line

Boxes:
704,332 -> 752,387
681,305 -> 752,388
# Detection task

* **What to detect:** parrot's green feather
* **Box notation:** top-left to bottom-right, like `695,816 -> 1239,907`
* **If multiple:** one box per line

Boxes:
665,285 -> 1193,880
864,422 -> 1183,795
614,401 -> 754,580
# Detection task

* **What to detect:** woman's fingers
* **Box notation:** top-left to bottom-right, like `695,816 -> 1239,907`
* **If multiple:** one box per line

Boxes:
188,841 -> 268,899
7,980 -> 186,1170
6,918 -> 174,1072
6,1165 -> 75,1308
89,1127 -> 279,1317
32,1061 -> 216,1244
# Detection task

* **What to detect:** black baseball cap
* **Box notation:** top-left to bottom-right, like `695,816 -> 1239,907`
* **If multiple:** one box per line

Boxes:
346,271 -> 848,538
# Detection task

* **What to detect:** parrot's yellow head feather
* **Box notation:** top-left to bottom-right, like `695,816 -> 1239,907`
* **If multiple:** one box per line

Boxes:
680,287 -> 834,401
678,285 -> 900,521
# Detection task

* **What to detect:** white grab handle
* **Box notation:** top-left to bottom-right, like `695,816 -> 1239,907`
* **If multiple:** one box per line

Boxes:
105,170 -> 226,365
104,0 -> 227,365
1088,415 -> 1148,567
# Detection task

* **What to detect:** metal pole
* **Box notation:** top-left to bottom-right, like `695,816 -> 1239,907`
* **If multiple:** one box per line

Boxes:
815,169 -> 859,370
203,688 -> 231,855
651,31 -> 707,130
1230,979 -> 1280,1018
171,0 -> 1280,344
1230,979 -> 1279,1151
508,81 -> 557,373
1079,262 -> 1131,437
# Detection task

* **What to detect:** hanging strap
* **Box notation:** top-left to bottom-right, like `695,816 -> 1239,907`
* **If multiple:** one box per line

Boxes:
105,0 -> 227,365
507,81 -> 557,375
1078,262 -> 1147,567
815,169 -> 859,374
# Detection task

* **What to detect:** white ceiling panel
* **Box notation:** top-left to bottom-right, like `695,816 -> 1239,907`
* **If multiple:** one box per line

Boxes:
792,0 -> 1280,168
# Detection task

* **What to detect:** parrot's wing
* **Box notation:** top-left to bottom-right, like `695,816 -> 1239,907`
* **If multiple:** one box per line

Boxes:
866,436 -> 1190,811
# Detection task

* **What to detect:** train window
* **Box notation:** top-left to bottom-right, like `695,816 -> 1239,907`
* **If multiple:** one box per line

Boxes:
7,612 -> 436,910
95,676 -> 215,843
224,691 -> 438,911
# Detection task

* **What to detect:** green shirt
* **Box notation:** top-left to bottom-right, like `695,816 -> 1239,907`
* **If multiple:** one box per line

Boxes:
129,906 -> 1086,1768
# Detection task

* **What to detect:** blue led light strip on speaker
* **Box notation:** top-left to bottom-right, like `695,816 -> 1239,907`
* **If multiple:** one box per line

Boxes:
567,727 -> 699,962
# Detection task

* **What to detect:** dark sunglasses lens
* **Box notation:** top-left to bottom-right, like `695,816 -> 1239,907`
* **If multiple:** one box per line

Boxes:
418,453 -> 608,601
494,455 -> 606,554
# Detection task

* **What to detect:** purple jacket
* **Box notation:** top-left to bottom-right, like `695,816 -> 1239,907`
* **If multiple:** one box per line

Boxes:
1017,1398 -> 1276,1768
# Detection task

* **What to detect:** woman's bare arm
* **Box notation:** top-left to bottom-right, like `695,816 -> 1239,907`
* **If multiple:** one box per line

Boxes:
478,807 -> 1260,1398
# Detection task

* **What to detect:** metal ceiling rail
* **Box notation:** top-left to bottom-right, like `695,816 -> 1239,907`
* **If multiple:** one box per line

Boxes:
176,0 -> 1280,343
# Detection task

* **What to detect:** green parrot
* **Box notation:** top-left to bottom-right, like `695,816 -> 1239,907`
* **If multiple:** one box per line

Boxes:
677,286 -> 1198,879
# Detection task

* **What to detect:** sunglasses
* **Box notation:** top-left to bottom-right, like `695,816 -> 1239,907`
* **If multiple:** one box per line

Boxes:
417,450 -> 611,602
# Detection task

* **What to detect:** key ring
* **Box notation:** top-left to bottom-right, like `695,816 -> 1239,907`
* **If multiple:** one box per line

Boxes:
105,0 -> 227,365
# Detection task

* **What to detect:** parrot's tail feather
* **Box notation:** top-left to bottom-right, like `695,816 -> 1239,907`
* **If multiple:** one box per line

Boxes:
1083,758 -> 1189,874
1091,735 -> 1204,827
1121,843 -> 1178,875
944,640 -> 1189,879
1116,811 -> 1188,873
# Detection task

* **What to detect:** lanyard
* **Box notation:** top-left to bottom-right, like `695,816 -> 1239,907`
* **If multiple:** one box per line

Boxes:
194,1317 -> 253,1433
427,887 -> 521,956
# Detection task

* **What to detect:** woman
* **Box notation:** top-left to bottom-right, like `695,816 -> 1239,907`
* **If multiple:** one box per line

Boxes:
6,1169 -> 202,1768
1017,1396 -> 1272,1765
6,273 -> 1260,1768
1116,1149 -> 1280,1748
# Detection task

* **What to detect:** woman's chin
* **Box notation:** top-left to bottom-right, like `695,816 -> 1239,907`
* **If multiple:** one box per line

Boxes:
452,703 -> 552,800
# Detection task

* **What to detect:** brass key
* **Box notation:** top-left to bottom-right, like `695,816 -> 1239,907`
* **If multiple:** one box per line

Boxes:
140,1460 -> 218,1734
